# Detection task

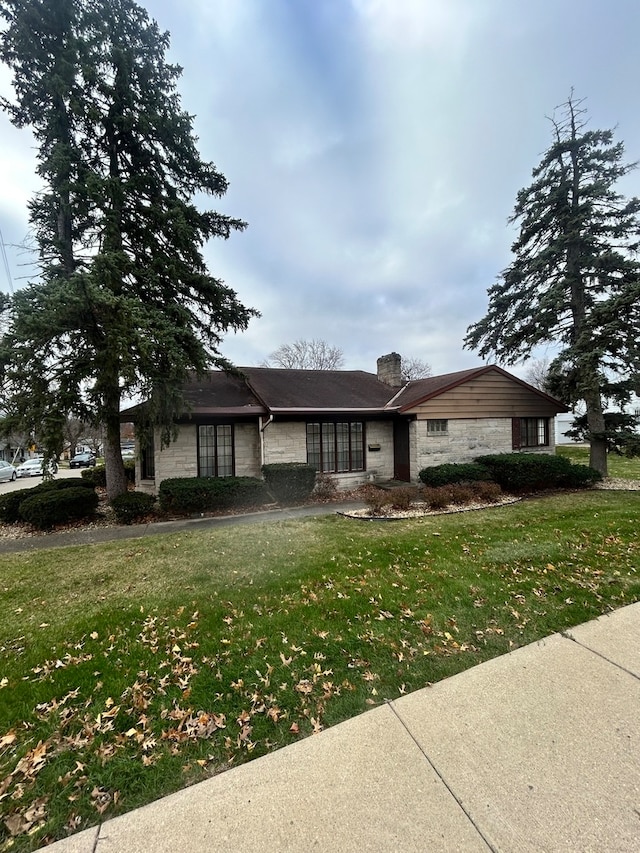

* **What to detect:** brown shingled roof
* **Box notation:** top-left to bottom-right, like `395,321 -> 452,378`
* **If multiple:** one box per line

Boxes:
180,371 -> 266,415
243,367 -> 396,412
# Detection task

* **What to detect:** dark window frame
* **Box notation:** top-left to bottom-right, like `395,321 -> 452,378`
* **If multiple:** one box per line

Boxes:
306,420 -> 365,473
197,424 -> 235,477
513,417 -> 550,449
141,433 -> 155,480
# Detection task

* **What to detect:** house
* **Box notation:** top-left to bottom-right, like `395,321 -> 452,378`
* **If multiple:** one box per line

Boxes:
122,353 -> 567,494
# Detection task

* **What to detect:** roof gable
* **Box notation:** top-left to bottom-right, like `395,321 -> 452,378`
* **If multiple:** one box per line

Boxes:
394,365 -> 567,413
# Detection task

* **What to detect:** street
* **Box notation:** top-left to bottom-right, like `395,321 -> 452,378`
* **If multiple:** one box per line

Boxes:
0,466 -> 84,496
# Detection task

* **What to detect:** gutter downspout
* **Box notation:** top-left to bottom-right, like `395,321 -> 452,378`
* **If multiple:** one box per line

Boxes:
259,414 -> 274,468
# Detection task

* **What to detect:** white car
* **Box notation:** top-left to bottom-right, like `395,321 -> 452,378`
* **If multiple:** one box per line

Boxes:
15,458 -> 58,478
0,460 -> 17,482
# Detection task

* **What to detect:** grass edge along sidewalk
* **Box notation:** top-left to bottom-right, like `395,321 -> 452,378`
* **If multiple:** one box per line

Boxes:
1,488 -> 639,850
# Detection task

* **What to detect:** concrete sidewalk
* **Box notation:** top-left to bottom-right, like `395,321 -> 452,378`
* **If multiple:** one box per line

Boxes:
45,602 -> 640,852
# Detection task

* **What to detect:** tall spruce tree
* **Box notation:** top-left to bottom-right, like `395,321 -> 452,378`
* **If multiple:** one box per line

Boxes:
464,95 -> 640,475
0,0 -> 257,498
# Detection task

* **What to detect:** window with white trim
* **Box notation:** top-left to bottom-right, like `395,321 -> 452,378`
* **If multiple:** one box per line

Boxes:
426,419 -> 448,435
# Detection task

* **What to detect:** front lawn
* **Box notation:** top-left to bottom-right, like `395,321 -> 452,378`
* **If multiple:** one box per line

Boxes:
1,490 -> 639,850
557,444 -> 640,478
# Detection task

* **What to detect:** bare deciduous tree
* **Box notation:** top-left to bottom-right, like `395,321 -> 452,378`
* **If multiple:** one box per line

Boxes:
401,356 -> 432,381
263,340 -> 345,370
524,357 -> 551,392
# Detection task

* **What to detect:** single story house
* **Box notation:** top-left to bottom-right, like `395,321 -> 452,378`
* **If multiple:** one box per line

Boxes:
122,353 -> 567,494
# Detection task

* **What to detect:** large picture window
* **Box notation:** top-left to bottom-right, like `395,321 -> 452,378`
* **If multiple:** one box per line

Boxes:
307,422 -> 364,473
515,417 -> 550,448
198,424 -> 234,476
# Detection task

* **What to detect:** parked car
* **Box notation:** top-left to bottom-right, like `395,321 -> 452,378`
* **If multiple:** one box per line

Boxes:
0,460 -> 17,482
69,451 -> 96,468
15,458 -> 58,478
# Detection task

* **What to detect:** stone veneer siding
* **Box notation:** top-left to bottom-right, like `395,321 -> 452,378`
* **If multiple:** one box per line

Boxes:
262,419 -> 394,489
138,422 -> 262,494
415,417 -> 556,474
137,418 -> 398,494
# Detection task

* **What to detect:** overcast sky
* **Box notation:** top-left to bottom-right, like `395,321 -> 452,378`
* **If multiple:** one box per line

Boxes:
2,0 -> 640,378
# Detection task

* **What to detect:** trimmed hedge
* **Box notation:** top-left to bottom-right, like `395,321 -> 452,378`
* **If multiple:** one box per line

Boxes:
261,463 -> 317,504
473,453 -> 601,492
81,460 -> 135,487
158,476 -> 271,514
418,462 -> 492,487
19,487 -> 99,529
0,478 -> 95,524
111,491 -> 156,524
82,465 -> 106,487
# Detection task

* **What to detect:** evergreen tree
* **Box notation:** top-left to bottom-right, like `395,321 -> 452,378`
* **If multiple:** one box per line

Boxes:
464,95 -> 640,475
0,0 -> 257,498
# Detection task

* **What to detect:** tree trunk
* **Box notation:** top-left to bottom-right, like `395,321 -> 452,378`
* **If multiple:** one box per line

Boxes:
100,361 -> 127,501
104,414 -> 127,501
585,388 -> 608,477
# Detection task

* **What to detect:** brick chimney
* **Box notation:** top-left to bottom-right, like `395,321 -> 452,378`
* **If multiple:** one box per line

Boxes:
377,352 -> 402,387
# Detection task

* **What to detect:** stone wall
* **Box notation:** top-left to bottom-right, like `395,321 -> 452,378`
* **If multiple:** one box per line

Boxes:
262,422 -> 306,465
415,417 -> 556,474
364,421 -> 393,483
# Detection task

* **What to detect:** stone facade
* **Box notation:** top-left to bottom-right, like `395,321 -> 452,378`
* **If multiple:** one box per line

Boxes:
414,417 -> 555,474
262,421 -> 306,465
136,415 -> 556,494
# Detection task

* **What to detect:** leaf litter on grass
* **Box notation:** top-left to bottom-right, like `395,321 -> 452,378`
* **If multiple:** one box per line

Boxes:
1,491 -> 639,850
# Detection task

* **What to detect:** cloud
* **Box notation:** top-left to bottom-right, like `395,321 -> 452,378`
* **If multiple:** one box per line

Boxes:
2,0 -> 640,380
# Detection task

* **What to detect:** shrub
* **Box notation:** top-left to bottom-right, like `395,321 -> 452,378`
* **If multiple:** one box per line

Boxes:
312,473 -> 338,501
469,481 -> 504,503
418,463 -> 492,487
390,485 -> 419,510
419,486 -> 450,510
476,453 -> 604,492
82,465 -> 106,487
474,453 -> 580,492
624,435 -> 640,458
80,462 -> 134,487
19,487 -> 99,530
562,464 -> 603,488
442,484 -> 475,505
0,490 -> 30,524
0,479 -> 95,524
158,477 -> 270,514
360,485 -> 389,515
111,491 -> 156,524
261,463 -> 317,504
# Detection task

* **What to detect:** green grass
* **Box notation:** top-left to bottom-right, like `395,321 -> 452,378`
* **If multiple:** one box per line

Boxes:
557,443 -> 640,478
1,490 -> 639,849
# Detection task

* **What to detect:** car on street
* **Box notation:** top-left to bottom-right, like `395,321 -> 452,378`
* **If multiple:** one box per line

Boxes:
15,457 -> 58,478
69,451 -> 96,468
0,460 -> 17,482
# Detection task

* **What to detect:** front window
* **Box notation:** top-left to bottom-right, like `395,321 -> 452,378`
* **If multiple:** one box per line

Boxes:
141,433 -> 155,479
520,417 -> 549,447
307,422 -> 364,473
198,425 -> 234,476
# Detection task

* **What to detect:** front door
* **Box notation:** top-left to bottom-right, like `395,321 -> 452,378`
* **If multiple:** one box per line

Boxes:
393,420 -> 410,481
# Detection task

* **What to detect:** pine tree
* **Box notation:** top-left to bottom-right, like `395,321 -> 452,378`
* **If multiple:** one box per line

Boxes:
464,94 -> 640,475
0,0 -> 258,498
